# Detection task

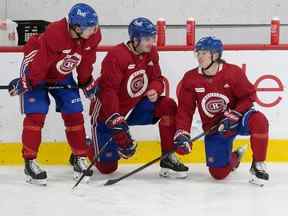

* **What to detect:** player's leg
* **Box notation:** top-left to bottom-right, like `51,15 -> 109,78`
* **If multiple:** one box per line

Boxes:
239,110 -> 269,185
21,88 -> 50,185
50,77 -> 92,181
88,98 -> 119,174
127,96 -> 188,178
89,123 -> 119,174
205,134 -> 246,180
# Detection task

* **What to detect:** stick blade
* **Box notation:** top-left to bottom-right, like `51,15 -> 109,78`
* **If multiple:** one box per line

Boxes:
104,178 -> 119,186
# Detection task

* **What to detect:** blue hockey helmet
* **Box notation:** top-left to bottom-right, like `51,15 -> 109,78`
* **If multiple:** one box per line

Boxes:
195,36 -> 224,57
128,17 -> 156,41
68,3 -> 98,31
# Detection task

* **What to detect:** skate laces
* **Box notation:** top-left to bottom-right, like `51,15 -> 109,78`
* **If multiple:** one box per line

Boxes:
255,162 -> 267,172
30,160 -> 44,174
168,153 -> 181,165
76,157 -> 89,170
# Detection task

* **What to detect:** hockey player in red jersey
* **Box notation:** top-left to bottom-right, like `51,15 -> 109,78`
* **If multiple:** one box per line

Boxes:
86,17 -> 188,178
174,36 -> 269,186
8,3 -> 101,185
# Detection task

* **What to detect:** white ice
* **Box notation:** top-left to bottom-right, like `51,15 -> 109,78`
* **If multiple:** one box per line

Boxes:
0,163 -> 287,216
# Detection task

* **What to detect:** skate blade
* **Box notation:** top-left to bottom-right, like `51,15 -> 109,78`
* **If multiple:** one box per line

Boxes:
25,175 -> 47,186
249,175 -> 267,187
73,172 -> 91,183
159,168 -> 188,179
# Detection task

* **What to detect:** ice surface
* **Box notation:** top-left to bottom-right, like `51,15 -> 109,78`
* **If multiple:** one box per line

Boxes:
0,163 -> 287,216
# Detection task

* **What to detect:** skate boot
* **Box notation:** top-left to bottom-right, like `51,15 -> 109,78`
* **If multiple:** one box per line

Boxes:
24,159 -> 47,186
73,156 -> 93,183
249,161 -> 269,187
160,153 -> 189,179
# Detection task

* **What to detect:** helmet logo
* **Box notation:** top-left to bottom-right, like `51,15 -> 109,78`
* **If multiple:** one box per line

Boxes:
77,9 -> 87,17
133,20 -> 143,27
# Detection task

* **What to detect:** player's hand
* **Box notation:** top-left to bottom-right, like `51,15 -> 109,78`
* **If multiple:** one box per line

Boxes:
146,89 -> 158,102
173,129 -> 192,155
82,78 -> 100,100
218,109 -> 242,132
106,113 -> 137,159
8,77 -> 30,96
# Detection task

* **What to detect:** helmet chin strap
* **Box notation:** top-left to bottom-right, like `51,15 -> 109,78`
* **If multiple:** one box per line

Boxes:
129,39 -> 143,54
201,51 -> 218,75
70,25 -> 84,39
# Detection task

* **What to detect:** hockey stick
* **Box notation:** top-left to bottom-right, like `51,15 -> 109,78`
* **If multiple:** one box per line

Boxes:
72,137 -> 112,190
104,123 -> 220,186
72,107 -> 137,189
0,85 -> 79,90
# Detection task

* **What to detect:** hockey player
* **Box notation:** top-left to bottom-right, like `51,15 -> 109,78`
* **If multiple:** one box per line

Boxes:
85,17 -> 188,178
174,36 -> 269,186
8,3 -> 101,185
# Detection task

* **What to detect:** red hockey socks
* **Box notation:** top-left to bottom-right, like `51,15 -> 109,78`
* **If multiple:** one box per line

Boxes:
22,114 -> 46,159
155,97 -> 177,153
248,111 -> 269,162
61,112 -> 88,156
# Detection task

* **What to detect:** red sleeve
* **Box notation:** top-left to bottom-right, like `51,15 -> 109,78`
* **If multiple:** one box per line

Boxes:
77,29 -> 102,85
176,73 -> 197,133
146,48 -> 164,94
98,52 -> 123,120
25,33 -> 53,86
231,66 -> 256,113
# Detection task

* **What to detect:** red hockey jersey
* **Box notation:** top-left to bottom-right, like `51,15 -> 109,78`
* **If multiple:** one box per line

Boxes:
22,18 -> 102,86
176,63 -> 256,132
95,43 -> 164,121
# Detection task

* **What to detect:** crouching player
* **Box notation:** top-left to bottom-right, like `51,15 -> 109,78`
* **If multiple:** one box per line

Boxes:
86,17 -> 188,178
174,36 -> 269,186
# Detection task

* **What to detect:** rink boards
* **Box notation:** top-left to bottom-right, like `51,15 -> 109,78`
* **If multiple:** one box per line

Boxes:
0,50 -> 287,164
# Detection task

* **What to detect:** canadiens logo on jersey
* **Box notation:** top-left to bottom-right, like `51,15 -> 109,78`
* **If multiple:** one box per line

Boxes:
56,53 -> 82,75
127,69 -> 148,98
201,92 -> 230,118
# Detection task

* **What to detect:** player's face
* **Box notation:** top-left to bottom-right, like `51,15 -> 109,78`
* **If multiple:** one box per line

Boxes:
137,36 -> 156,53
196,50 -> 214,68
81,26 -> 98,39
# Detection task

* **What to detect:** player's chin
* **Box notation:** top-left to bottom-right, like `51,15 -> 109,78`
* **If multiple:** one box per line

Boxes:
142,47 -> 153,53
81,34 -> 93,39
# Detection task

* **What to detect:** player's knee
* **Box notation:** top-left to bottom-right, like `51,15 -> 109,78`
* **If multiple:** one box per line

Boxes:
208,167 -> 231,180
156,97 -> 177,116
96,161 -> 118,174
248,111 -> 269,133
61,112 -> 84,127
24,114 -> 46,129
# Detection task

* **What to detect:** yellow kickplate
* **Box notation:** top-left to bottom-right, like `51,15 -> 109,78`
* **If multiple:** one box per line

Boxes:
0,139 -> 287,165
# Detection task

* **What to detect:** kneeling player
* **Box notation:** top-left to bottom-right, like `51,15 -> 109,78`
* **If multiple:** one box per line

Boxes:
8,3 -> 101,185
174,36 -> 269,186
87,17 -> 188,178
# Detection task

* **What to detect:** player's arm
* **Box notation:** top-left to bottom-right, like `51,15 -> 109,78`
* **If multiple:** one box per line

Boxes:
8,33 -> 53,96
77,29 -> 102,99
98,53 -> 123,119
232,67 -> 256,113
145,49 -> 165,102
218,66 -> 256,132
174,74 -> 197,154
